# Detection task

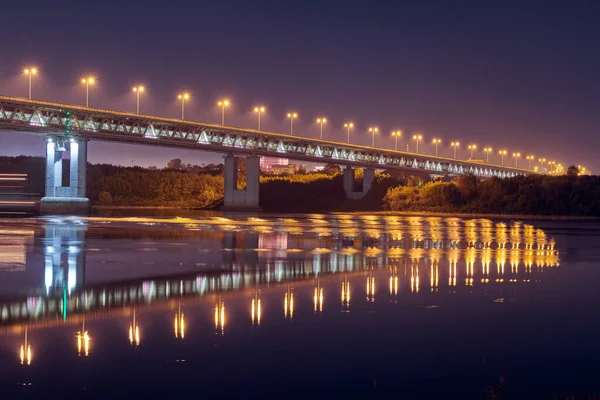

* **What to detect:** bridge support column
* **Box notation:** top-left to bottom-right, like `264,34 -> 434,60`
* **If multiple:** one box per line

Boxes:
343,166 -> 375,200
221,154 -> 261,211
41,137 -> 90,214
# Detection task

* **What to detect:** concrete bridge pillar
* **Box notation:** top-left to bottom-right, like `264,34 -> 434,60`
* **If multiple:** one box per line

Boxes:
41,137 -> 89,213
343,166 -> 375,200
221,154 -> 261,210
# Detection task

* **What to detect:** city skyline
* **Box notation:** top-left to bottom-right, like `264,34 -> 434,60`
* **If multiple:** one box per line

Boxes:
0,1 -> 598,172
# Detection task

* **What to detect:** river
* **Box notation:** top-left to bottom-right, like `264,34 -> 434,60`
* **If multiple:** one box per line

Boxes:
0,212 -> 598,398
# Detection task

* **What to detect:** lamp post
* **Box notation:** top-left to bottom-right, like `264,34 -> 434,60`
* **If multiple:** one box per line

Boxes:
368,127 -> 379,147
526,155 -> 535,170
412,134 -> 423,154
538,158 -> 546,172
450,141 -> 459,159
177,93 -> 190,120
253,106 -> 265,130
344,122 -> 354,143
432,138 -> 441,156
483,147 -> 493,163
499,150 -> 507,166
287,112 -> 298,135
467,144 -> 477,159
132,86 -> 144,114
391,130 -> 402,151
217,99 -> 230,126
23,67 -> 38,100
316,117 -> 327,139
513,152 -> 521,168
81,77 -> 95,107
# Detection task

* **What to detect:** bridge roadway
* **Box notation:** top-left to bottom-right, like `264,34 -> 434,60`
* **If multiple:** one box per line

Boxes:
0,95 -> 529,211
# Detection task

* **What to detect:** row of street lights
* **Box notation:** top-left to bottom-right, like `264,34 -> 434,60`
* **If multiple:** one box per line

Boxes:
19,66 -> 563,171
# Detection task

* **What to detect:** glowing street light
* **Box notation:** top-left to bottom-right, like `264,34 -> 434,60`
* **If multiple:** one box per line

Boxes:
412,134 -> 423,154
526,155 -> 535,170
483,147 -> 493,163
81,77 -> 95,107
512,152 -> 521,168
286,112 -> 298,135
316,117 -> 327,140
253,106 -> 265,130
76,320 -> 91,357
344,122 -> 354,143
177,93 -> 190,120
432,138 -> 442,156
538,158 -> 546,172
132,86 -> 145,114
23,67 -> 38,100
391,130 -> 402,151
467,144 -> 477,159
368,127 -> 379,147
499,150 -> 508,166
450,141 -> 460,159
217,99 -> 230,126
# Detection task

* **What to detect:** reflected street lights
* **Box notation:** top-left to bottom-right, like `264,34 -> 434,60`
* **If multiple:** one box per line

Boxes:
217,99 -> 230,126
432,138 -> 441,156
450,141 -> 460,159
368,127 -> 378,147
81,77 -> 95,107
287,112 -> 298,135
177,93 -> 190,120
467,144 -> 477,159
483,147 -> 493,163
23,67 -> 38,100
344,122 -> 354,143
499,149 -> 507,166
412,134 -> 423,154
391,130 -> 402,151
132,86 -> 145,114
253,106 -> 265,130
512,152 -> 521,168
316,117 -> 327,139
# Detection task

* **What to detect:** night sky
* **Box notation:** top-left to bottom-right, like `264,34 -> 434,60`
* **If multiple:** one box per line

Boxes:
0,0 -> 598,172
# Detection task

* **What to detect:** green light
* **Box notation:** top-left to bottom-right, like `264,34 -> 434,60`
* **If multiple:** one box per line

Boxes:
63,286 -> 67,321
65,111 -> 71,135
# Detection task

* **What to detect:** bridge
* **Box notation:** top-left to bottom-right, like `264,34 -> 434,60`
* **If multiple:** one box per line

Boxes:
0,95 -> 529,211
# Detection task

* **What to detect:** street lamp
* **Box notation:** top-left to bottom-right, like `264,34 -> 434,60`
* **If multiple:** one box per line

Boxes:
316,117 -> 327,140
177,93 -> 190,120
467,144 -> 477,159
483,147 -> 493,163
368,127 -> 379,147
132,86 -> 145,114
450,141 -> 460,159
344,122 -> 354,143
253,106 -> 265,130
412,134 -> 423,154
526,155 -> 535,170
287,112 -> 298,135
23,67 -> 38,100
391,130 -> 402,151
499,150 -> 507,166
432,138 -> 442,156
538,158 -> 546,172
512,152 -> 521,168
81,77 -> 95,107
217,99 -> 230,126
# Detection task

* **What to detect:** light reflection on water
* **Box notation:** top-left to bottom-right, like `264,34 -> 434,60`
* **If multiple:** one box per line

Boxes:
0,213 -> 593,397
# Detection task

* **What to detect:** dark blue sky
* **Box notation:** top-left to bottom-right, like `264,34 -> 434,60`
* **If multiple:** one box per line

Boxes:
0,0 -> 598,171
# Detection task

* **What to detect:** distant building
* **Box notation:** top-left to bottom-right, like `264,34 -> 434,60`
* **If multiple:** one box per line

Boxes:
260,157 -> 289,168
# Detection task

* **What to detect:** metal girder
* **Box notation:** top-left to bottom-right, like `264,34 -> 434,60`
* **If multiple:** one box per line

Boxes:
0,95 -> 529,177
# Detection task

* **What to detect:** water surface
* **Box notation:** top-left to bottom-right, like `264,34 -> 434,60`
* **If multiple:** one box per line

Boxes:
0,213 -> 598,398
